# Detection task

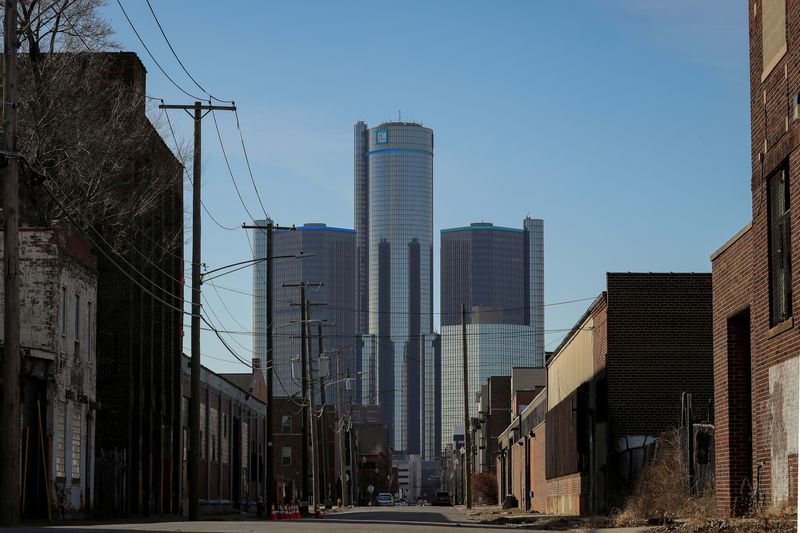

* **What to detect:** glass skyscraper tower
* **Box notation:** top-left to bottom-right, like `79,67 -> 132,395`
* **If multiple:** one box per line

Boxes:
355,120 -> 437,456
252,222 -> 357,403
439,219 -> 544,451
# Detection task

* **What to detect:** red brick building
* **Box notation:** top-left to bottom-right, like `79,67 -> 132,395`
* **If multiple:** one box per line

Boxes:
543,273 -> 712,515
711,0 -> 799,516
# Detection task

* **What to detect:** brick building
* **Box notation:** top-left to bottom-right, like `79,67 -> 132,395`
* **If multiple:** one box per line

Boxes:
92,53 -> 184,517
538,273 -> 712,515
711,0 -> 800,516
475,376 -> 511,473
0,226 -> 97,519
183,358 -> 267,514
497,388 -> 546,512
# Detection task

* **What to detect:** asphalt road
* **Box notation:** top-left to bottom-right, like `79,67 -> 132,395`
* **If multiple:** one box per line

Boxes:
1,506 -> 650,532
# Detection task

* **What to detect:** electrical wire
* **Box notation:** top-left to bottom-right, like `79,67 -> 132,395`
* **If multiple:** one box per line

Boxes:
161,104 -> 240,231
115,0 -> 205,101
143,0 -> 235,104
40,178 -> 193,318
209,106 -> 259,222
233,108 -> 270,220
39,163 -> 186,305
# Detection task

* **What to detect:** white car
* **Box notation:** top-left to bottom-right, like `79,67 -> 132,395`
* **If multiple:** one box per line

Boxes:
376,493 -> 394,506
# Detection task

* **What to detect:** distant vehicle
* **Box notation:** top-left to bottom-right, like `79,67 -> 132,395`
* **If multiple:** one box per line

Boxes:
431,491 -> 452,506
395,498 -> 407,506
416,496 -> 428,506
376,493 -> 395,506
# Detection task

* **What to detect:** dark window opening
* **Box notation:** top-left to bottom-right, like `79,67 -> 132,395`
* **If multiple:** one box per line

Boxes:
768,166 -> 792,326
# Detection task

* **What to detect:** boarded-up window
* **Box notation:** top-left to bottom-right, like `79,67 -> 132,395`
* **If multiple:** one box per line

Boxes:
200,406 -> 206,460
222,412 -> 229,465
56,402 -> 66,478
71,408 -> 82,481
210,407 -> 219,463
242,420 -> 249,471
762,0 -> 787,78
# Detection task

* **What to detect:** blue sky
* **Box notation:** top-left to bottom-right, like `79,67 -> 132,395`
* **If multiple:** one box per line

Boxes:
104,1 -> 751,374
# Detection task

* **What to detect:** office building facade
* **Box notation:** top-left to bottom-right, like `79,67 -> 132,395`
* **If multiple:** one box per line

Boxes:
439,219 -> 544,451
355,120 -> 435,456
252,222 -> 357,404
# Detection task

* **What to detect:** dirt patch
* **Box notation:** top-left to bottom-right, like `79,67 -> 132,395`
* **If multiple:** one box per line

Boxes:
646,517 -> 797,533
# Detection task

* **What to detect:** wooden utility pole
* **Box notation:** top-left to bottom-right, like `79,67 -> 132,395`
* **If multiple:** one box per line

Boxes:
159,101 -> 235,521
461,304 -> 472,509
317,322 -> 329,507
336,351 -> 349,507
242,222 -> 295,510
0,0 -> 21,525
305,299 -> 319,513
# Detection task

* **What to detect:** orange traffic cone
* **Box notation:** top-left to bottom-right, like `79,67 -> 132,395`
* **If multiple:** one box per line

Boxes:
293,501 -> 301,519
270,503 -> 277,520
279,504 -> 286,519
314,503 -> 322,518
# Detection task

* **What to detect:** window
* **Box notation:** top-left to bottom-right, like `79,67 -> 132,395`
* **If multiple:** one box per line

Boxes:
210,407 -> 219,463
200,406 -> 206,459
56,402 -> 66,478
242,421 -> 249,469
282,446 -> 292,466
61,287 -> 67,336
222,412 -> 230,465
72,408 -> 82,481
761,0 -> 787,79
74,293 -> 80,339
87,301 -> 92,358
281,415 -> 292,434
769,166 -> 792,325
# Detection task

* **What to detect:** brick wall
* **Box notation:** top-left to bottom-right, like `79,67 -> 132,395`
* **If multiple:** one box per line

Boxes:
712,225 -> 754,516
546,472 -> 586,515
93,51 -> 184,516
605,273 -> 713,439
531,422 -> 547,512
747,0 -> 800,513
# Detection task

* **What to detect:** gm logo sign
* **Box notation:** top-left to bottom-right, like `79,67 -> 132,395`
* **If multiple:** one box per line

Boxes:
376,129 -> 388,145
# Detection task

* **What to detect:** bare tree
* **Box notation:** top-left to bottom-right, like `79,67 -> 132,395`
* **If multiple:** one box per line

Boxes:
1,0 -> 184,259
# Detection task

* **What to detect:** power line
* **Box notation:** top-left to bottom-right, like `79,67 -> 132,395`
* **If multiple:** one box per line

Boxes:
209,106 -> 259,222
143,0 -> 234,104
115,0 -> 205,101
40,166 -> 186,306
40,178 -> 192,318
160,104 -> 240,231
232,108 -> 270,220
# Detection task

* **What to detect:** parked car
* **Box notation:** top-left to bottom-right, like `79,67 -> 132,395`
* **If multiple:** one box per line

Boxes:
416,496 -> 428,506
431,491 -> 452,506
376,492 -> 395,506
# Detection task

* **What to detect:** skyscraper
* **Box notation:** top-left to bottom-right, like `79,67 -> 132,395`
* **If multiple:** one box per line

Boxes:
439,219 -> 544,451
252,222 -> 357,403
355,120 -> 435,456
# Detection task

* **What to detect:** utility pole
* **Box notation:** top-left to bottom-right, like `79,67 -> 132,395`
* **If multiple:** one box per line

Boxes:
347,368 -> 355,506
0,0 -> 20,525
461,304 -> 472,509
317,322 -> 329,507
299,285 -> 309,504
242,222 -> 295,510
305,299 -> 319,514
285,282 -> 327,510
336,351 -> 349,507
159,101 -> 235,520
